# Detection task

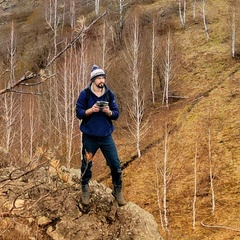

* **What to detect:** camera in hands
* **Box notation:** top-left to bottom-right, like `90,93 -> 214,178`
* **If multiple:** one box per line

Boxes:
96,101 -> 109,109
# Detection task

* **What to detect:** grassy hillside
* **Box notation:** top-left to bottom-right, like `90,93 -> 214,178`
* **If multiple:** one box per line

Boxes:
95,1 -> 240,239
1,0 -> 240,239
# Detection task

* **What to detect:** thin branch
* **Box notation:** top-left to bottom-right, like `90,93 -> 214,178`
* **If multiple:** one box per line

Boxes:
0,11 -> 106,95
0,72 -> 37,95
46,10 -> 106,68
201,221 -> 240,232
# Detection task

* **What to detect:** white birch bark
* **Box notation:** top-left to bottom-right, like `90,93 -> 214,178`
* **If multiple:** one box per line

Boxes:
29,93 -> 36,161
118,0 -> 132,42
102,20 -> 107,69
163,125 -> 169,233
155,162 -> 164,230
178,0 -> 187,29
95,0 -> 100,15
192,138 -> 198,229
151,17 -> 156,104
69,0 -> 76,28
119,0 -> 124,42
208,128 -> 215,215
162,31 -> 172,108
231,10 -> 236,58
4,22 -> 18,155
193,0 -> 197,20
123,16 -> 148,158
202,0 -> 209,41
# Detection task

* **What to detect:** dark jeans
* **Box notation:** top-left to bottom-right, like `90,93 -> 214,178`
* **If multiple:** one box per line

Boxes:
81,133 -> 122,187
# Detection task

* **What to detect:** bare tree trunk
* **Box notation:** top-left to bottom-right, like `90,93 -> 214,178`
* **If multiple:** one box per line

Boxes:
45,0 -> 63,149
119,0 -> 124,42
69,0 -> 76,28
155,163 -> 165,233
192,138 -> 198,229
208,128 -> 215,215
132,16 -> 141,158
202,0 -> 209,41
4,21 -> 18,157
61,44 -> 79,169
193,0 -> 197,20
95,0 -> 100,15
231,10 -> 236,58
163,124 -> 169,233
124,16 -> 148,158
101,20 -> 109,69
151,17 -> 156,104
162,31 -> 172,108
29,93 -> 36,161
178,0 -> 187,29
118,0 -> 132,42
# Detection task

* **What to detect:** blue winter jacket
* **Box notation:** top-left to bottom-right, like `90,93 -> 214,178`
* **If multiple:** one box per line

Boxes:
76,84 -> 119,137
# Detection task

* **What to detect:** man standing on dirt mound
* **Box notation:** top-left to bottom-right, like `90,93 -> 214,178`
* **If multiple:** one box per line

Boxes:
76,64 -> 126,206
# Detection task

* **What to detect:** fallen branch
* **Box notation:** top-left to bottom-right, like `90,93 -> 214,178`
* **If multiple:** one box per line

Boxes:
0,158 -> 48,184
201,221 -> 240,232
169,95 -> 189,99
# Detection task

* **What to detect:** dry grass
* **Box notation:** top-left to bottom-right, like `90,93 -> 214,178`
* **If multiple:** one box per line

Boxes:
1,0 -> 240,239
92,0 -> 240,239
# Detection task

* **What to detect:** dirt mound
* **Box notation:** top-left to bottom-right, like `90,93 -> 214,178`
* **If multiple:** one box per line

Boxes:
0,162 -> 162,239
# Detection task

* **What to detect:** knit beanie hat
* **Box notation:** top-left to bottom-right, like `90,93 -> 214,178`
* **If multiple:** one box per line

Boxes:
90,65 -> 106,81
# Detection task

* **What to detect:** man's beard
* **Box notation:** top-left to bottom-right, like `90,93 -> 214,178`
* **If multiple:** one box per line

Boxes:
97,83 -> 104,88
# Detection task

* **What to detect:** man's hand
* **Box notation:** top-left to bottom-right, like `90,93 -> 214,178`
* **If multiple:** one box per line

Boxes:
102,106 -> 112,116
91,103 -> 100,113
85,103 -> 99,116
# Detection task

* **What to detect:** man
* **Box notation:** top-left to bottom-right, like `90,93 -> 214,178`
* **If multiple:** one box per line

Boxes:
76,64 -> 126,206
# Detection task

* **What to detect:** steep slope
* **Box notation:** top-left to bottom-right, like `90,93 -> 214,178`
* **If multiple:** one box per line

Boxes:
1,0 -> 240,239
94,1 -> 240,239
104,1 -> 240,240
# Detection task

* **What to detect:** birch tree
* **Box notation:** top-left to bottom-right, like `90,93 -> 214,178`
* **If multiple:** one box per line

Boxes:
193,0 -> 197,20
95,0 -> 100,15
192,138 -> 198,229
69,0 -> 76,28
201,0 -> 209,41
208,128 -> 215,215
3,22 -> 19,157
101,20 -> 107,69
0,9 -> 105,167
118,0 -> 132,42
124,15 -> 148,158
231,8 -> 236,58
178,0 -> 187,29
28,93 -> 39,161
45,0 -> 60,146
230,0 -> 240,58
156,161 -> 164,231
150,16 -> 159,104
162,30 -> 172,108
58,45 -> 78,168
163,124 -> 169,234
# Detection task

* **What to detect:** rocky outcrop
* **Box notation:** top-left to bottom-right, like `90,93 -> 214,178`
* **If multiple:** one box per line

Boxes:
0,163 -> 162,240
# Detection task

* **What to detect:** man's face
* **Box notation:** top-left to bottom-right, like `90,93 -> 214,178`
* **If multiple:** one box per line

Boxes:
94,75 -> 106,88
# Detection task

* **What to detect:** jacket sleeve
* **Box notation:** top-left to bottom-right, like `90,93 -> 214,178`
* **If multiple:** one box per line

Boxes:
109,91 -> 119,120
76,90 -> 88,120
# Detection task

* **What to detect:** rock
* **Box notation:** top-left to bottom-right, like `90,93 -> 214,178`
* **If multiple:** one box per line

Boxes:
44,181 -> 162,240
37,216 -> 52,226
0,164 -> 162,240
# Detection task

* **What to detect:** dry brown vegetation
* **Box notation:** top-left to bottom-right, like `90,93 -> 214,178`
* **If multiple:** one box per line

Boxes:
1,0 -> 240,239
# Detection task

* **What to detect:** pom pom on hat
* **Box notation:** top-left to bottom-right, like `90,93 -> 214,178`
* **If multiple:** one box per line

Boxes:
90,65 -> 106,81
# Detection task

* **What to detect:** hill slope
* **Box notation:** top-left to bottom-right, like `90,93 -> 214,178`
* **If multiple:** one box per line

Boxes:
1,0 -> 240,239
